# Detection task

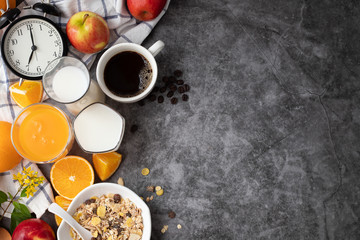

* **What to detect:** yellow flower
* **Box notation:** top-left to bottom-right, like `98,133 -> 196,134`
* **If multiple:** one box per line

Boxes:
25,186 -> 36,198
12,167 -> 44,198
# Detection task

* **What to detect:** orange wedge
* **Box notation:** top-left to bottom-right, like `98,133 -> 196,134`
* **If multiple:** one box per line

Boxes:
9,80 -> 43,108
50,156 -> 94,200
93,152 -> 122,181
54,195 -> 72,226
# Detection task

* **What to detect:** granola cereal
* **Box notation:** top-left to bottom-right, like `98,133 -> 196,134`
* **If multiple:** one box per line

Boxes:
70,194 -> 143,240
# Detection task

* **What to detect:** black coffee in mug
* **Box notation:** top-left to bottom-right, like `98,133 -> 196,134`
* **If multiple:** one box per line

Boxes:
104,51 -> 152,97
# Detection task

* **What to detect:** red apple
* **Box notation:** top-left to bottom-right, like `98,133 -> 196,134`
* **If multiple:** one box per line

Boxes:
67,11 -> 110,54
12,219 -> 55,240
127,0 -> 167,21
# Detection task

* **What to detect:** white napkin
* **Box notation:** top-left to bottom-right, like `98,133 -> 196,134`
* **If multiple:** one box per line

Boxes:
0,0 -> 169,218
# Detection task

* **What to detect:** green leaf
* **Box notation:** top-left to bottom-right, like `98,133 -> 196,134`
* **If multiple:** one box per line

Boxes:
0,191 -> 8,204
12,202 -> 31,218
20,187 -> 28,198
7,192 -> 13,199
10,207 -> 32,233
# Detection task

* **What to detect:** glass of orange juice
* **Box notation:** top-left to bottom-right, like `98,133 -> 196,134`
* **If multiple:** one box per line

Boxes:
11,103 -> 74,163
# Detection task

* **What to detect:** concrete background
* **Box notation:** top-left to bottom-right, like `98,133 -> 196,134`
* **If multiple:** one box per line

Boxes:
9,0 -> 360,239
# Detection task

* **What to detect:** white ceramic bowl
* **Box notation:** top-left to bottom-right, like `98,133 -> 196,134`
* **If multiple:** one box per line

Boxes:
57,183 -> 151,240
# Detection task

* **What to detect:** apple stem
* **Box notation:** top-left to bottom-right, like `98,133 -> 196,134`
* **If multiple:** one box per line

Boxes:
83,13 -> 89,24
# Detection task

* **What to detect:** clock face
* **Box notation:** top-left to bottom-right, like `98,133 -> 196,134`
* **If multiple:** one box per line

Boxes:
1,15 -> 67,80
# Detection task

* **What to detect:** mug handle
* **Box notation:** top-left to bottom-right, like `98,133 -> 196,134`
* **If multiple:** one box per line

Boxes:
148,40 -> 165,57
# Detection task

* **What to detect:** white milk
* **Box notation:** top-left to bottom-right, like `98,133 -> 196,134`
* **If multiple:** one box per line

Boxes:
52,66 -> 89,102
73,103 -> 125,153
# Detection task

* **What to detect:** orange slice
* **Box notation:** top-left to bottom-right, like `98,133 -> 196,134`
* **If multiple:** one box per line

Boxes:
50,156 -> 94,200
9,80 -> 43,108
54,195 -> 72,226
93,152 -> 122,181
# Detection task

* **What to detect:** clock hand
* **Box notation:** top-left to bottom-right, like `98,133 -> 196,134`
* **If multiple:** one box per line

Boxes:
28,27 -> 37,64
28,45 -> 37,64
29,27 -> 35,47
28,50 -> 34,64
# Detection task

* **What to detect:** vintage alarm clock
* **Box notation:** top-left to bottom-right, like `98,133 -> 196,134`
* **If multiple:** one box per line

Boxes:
0,2 -> 68,81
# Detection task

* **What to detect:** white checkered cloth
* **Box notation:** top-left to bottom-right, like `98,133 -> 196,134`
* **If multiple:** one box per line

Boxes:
0,0 -> 169,218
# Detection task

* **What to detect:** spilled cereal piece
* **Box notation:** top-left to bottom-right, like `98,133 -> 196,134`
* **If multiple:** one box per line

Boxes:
141,168 -> 150,176
156,189 -> 164,196
117,177 -> 124,186
146,185 -> 155,192
161,225 -> 168,234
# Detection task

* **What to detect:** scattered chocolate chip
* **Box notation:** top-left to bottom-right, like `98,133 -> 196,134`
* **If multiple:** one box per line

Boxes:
169,85 -> 177,92
160,87 -> 166,93
182,94 -> 189,101
176,79 -> 184,85
168,211 -> 176,218
138,100 -> 145,106
169,76 -> 176,83
149,94 -> 156,102
162,76 -> 169,83
114,194 -> 121,203
130,125 -> 138,133
167,91 -> 174,98
178,86 -> 185,94
171,97 -> 178,104
158,96 -> 164,103
184,84 -> 190,92
174,70 -> 183,77
126,212 -> 132,217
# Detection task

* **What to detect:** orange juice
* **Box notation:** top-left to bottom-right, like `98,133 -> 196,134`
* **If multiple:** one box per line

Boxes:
12,104 -> 73,163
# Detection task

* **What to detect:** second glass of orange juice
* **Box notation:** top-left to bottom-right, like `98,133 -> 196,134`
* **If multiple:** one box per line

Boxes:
11,103 -> 74,163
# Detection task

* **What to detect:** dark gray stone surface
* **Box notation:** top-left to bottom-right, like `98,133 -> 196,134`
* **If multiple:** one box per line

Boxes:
11,0 -> 360,239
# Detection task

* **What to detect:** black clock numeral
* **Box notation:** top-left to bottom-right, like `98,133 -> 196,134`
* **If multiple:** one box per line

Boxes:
17,29 -> 23,36
53,51 -> 57,57
39,25 -> 43,31
26,24 -> 33,30
11,39 -> 18,45
9,50 -> 14,56
48,29 -> 53,37
54,40 -> 60,47
26,65 -> 30,71
15,59 -> 20,66
36,66 -> 41,72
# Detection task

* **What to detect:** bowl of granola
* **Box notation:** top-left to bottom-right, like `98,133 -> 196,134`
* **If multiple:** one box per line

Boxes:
57,182 -> 151,240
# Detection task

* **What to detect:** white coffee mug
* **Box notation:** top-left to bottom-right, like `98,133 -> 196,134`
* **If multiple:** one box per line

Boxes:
96,40 -> 165,103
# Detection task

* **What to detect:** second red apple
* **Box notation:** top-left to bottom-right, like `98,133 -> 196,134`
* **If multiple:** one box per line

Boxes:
12,219 -> 55,240
127,0 -> 167,21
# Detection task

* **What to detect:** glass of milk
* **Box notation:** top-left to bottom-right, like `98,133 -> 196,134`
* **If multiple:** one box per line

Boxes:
73,103 -> 125,153
43,56 -> 105,115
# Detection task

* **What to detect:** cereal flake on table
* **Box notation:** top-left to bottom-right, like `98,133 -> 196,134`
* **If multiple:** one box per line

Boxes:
161,225 -> 168,234
70,194 -> 143,240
